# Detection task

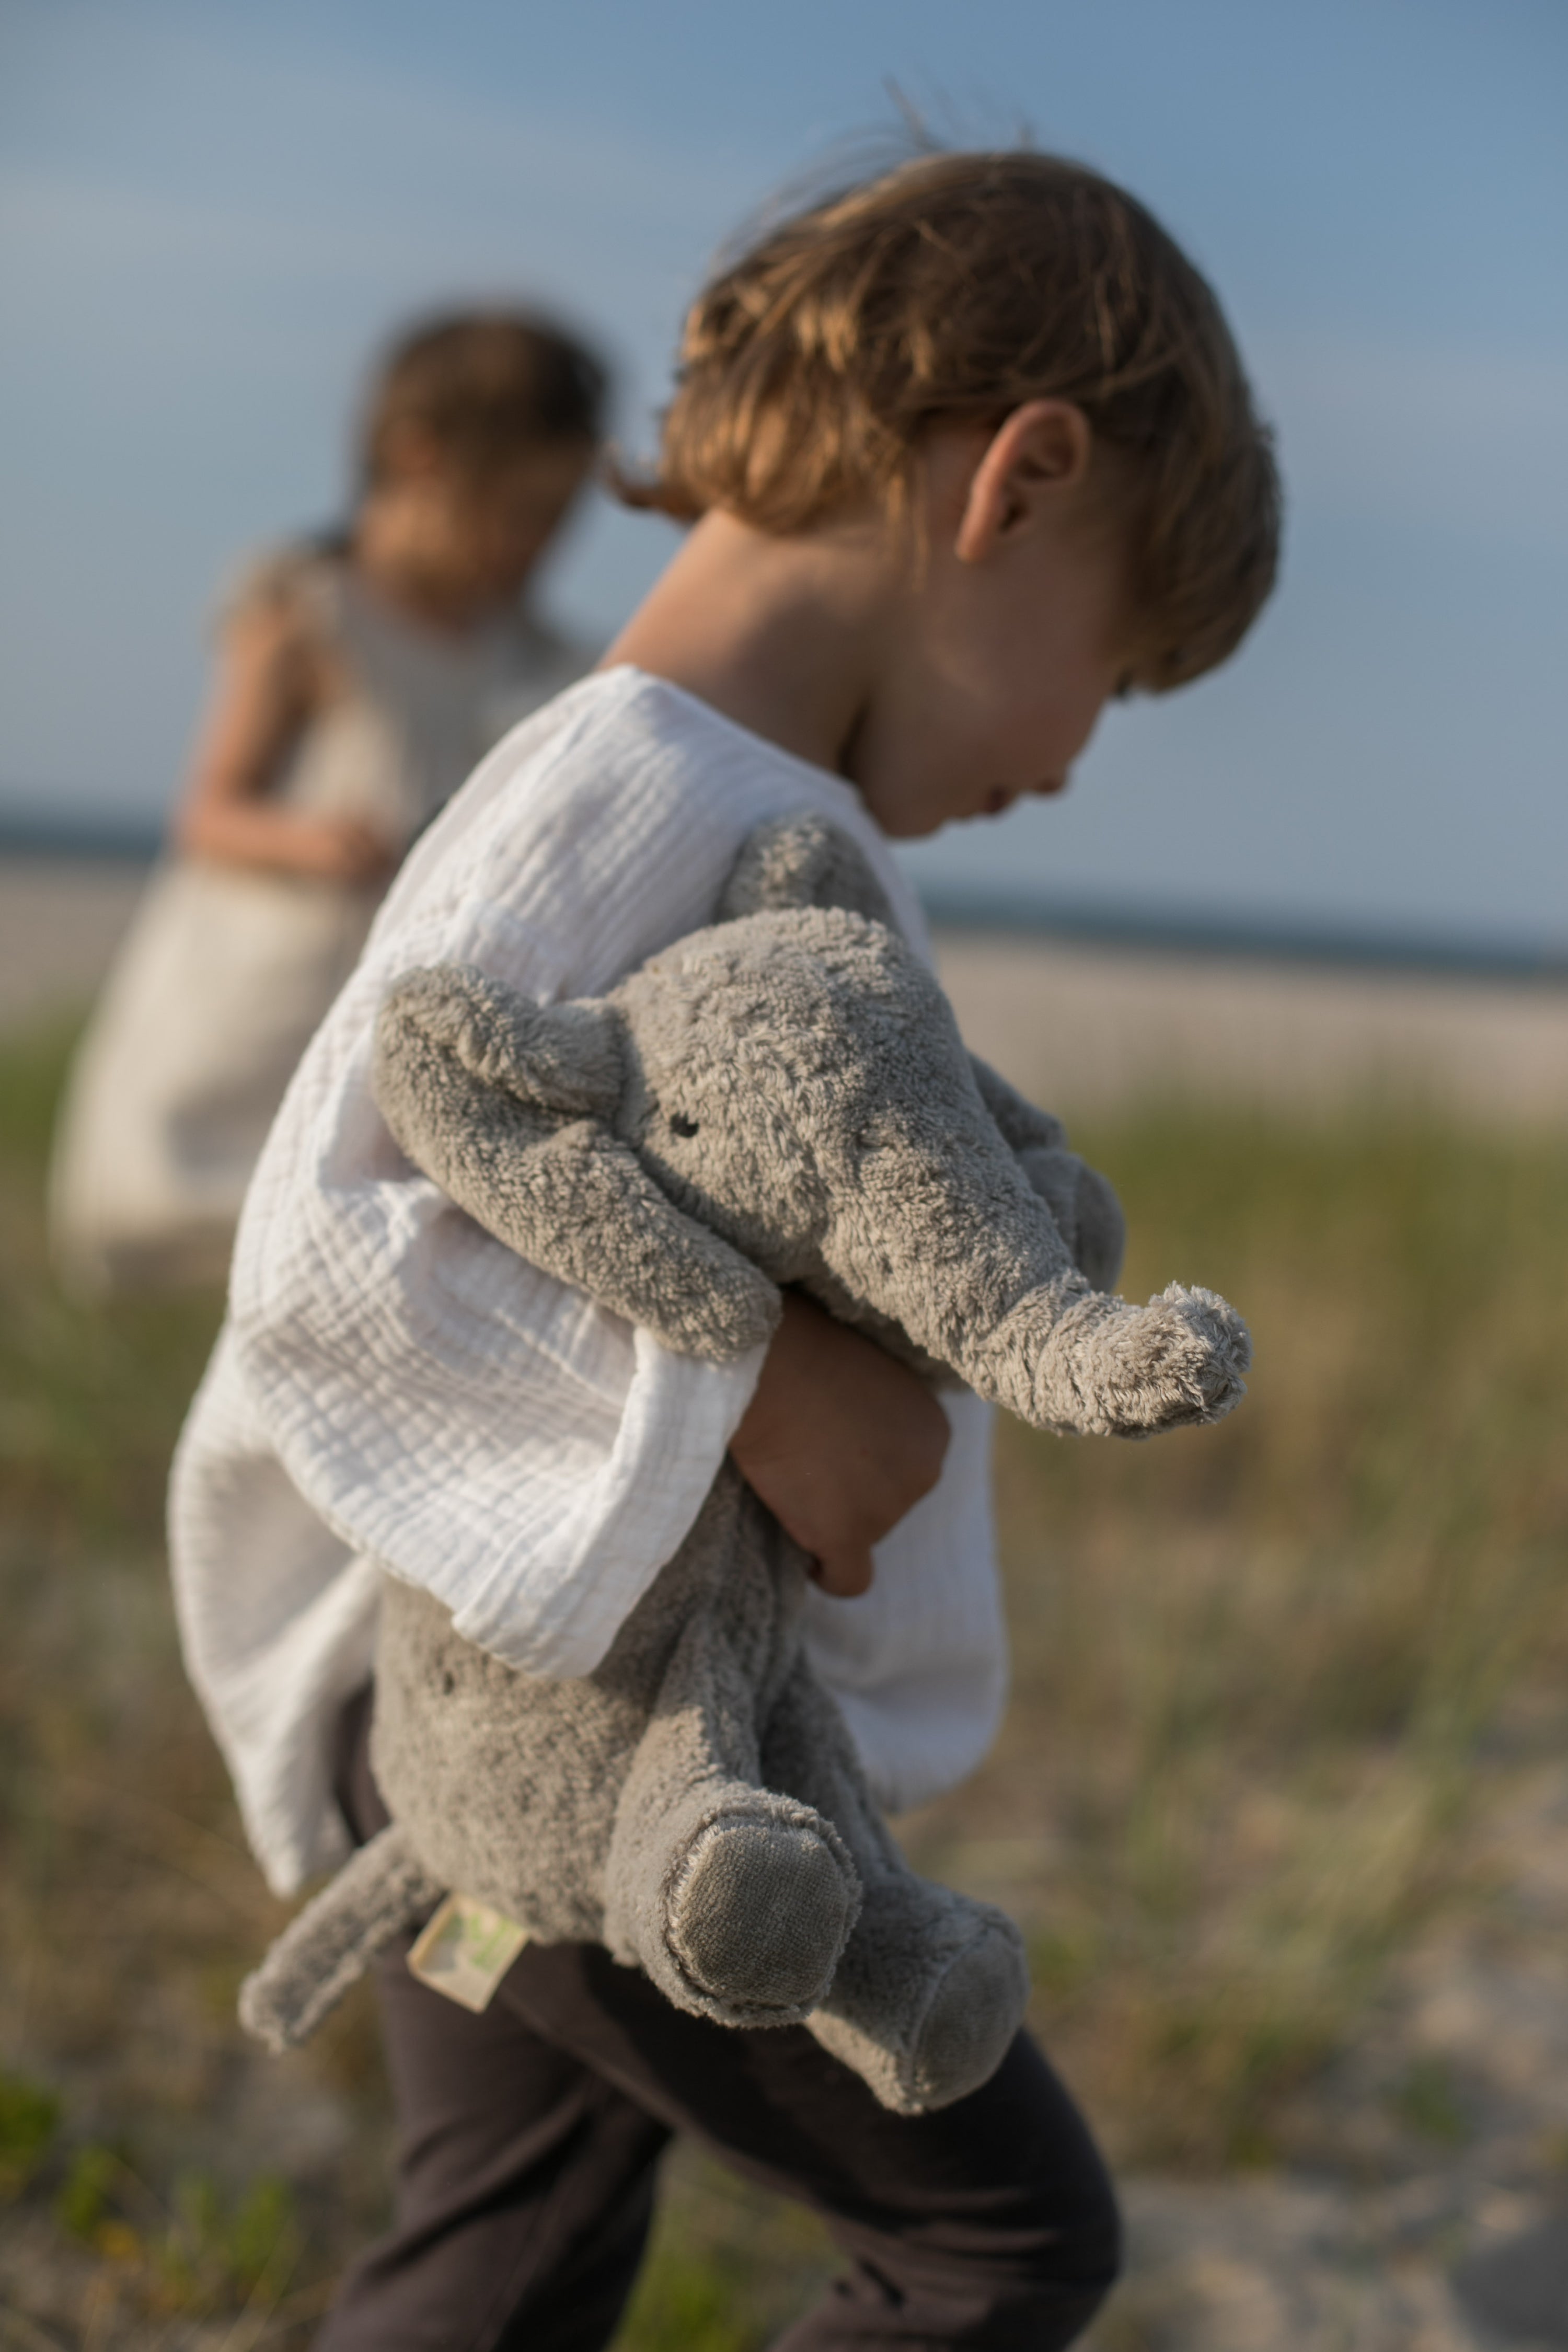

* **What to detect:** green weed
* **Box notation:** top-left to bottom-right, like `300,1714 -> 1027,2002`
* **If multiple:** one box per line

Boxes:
55,2141 -> 123,2241
617,2154 -> 836,2350
0,2068 -> 61,2196
1391,2056 -> 1469,2148
55,2141 -> 301,2317
621,2251 -> 756,2352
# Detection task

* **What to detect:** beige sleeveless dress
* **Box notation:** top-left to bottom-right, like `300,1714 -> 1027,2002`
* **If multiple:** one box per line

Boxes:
50,545 -> 591,1293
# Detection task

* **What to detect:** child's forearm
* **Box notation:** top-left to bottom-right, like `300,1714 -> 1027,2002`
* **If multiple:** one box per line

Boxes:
174,603 -> 395,886
729,1291 -> 949,1596
178,795 -> 396,885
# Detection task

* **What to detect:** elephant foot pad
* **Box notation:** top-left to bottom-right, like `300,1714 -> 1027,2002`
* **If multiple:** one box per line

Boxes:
905,1925 -> 1030,2109
665,1811 -> 858,2019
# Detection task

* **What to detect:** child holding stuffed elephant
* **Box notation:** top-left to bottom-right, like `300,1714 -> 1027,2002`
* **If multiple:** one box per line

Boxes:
171,149 -> 1279,2348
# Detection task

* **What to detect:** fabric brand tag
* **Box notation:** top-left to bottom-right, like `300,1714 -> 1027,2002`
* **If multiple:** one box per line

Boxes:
406,1894 -> 528,2012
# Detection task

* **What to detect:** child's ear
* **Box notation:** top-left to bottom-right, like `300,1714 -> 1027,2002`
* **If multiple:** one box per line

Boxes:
955,400 -> 1094,563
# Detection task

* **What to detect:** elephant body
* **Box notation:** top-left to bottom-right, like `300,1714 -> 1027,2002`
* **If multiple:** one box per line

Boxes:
363,1463 -> 1030,2114
240,818 -> 1250,2113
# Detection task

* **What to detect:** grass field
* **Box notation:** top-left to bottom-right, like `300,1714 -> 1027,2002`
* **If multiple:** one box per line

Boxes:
1,1013 -> 1564,2346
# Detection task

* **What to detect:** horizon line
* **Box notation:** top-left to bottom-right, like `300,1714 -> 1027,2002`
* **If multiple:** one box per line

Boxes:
2,804 -> 1563,987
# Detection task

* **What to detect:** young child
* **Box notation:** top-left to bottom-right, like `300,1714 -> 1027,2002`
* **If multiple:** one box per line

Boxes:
170,151 -> 1278,2347
51,310 -> 605,1295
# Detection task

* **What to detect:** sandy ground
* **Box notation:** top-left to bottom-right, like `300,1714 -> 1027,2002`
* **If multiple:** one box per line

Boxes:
939,932 -> 1568,1124
0,857 -> 151,1030
4,852 -> 1566,1122
1089,1754 -> 1568,2350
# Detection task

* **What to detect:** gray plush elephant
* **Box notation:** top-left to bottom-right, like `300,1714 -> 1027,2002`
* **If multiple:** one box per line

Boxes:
240,817 -> 1250,2114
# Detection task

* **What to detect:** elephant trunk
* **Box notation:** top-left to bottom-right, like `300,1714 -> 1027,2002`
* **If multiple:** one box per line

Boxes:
826,1132 -> 1249,1439
964,1279 -> 1251,1436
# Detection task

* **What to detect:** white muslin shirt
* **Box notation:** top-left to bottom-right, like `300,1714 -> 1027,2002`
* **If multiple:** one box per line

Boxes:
169,668 -> 1007,1896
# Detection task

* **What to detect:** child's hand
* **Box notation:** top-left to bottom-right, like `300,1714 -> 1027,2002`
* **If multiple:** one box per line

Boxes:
730,1292 -> 949,1597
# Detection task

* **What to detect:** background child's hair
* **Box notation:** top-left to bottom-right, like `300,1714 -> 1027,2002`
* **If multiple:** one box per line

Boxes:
361,310 -> 608,487
625,151 -> 1280,689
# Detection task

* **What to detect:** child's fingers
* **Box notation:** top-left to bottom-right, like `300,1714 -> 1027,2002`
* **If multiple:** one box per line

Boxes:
809,1546 -> 876,1599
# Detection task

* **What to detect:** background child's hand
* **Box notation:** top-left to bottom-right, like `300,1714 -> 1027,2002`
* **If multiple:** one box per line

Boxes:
283,812 -> 400,886
175,601 -> 397,887
730,1291 -> 950,1596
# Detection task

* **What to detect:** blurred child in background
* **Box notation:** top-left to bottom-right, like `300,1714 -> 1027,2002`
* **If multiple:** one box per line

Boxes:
50,310 -> 606,1294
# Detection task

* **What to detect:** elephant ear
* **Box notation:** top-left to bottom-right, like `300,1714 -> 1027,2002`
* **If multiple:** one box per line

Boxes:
1014,1148 -> 1127,1294
719,815 -> 897,928
373,964 -> 781,1364
968,1055 -> 1069,1156
967,1054 -> 1127,1292
379,963 -> 624,1120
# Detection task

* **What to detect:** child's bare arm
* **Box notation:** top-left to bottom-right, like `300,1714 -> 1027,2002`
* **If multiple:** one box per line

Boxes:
730,1292 -> 950,1597
175,604 -> 397,885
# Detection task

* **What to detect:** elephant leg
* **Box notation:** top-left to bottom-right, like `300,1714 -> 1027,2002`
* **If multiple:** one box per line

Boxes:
760,1659 -> 1031,2116
239,1823 -> 444,2052
603,1606 -> 860,2030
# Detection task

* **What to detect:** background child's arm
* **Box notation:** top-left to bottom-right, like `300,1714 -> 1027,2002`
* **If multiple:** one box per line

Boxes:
175,601 -> 397,885
730,1292 -> 950,1597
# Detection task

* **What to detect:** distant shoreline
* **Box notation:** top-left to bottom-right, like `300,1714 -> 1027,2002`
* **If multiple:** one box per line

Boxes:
4,806 -> 1563,986
2,844 -> 1563,1119
921,888 -> 1568,987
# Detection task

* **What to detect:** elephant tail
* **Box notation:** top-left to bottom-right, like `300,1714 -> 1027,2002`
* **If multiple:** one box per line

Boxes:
239,1824 -> 444,2053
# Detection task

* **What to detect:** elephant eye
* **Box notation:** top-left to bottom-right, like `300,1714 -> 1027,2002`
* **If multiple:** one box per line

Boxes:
668,1112 -> 699,1139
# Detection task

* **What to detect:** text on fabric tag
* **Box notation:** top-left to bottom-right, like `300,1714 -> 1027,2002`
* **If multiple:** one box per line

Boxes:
406,1894 -> 528,2012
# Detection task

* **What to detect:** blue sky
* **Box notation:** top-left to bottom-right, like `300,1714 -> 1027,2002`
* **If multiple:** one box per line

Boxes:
1,0 -> 1563,943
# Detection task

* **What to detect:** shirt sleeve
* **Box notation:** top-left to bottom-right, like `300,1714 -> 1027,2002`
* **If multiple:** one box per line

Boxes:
223,686 -> 790,1676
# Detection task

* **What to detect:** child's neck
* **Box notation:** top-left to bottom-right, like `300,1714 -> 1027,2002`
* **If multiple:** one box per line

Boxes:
604,510 -> 899,780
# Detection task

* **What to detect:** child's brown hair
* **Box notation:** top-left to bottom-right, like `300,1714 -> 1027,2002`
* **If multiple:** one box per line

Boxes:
362,311 -> 607,488
626,151 -> 1279,689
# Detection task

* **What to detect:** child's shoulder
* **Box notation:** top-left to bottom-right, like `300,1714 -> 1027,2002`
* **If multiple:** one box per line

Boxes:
377,666 -> 908,994
486,666 -> 872,860
212,533 -> 346,643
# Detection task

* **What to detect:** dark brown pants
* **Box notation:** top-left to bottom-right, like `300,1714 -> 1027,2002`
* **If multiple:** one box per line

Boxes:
317,1689 -> 1119,2350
